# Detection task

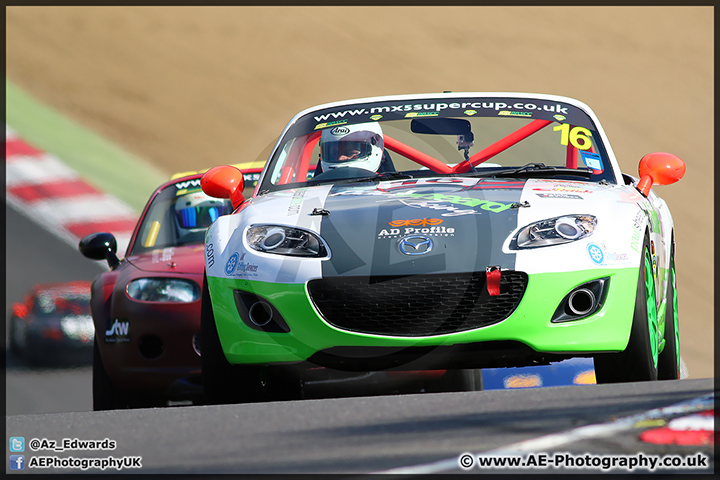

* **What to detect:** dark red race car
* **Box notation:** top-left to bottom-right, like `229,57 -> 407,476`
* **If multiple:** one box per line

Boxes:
9,281 -> 94,367
79,166 -> 261,410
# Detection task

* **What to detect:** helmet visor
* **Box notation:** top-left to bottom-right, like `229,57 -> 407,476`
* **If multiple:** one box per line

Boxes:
321,131 -> 383,164
176,201 -> 233,229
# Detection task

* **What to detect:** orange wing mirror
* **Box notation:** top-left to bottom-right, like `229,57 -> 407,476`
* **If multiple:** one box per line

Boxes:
636,152 -> 686,197
201,165 -> 245,209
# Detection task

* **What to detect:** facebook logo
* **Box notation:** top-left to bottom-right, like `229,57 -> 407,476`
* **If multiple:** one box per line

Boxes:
9,437 -> 25,452
9,455 -> 25,470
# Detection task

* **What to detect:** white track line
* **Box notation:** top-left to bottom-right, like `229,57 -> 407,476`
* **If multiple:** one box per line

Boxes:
373,392 -> 714,474
31,194 -> 137,224
6,153 -> 80,186
5,126 -> 137,255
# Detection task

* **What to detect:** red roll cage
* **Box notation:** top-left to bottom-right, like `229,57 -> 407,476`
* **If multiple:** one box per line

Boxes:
275,119 -> 589,184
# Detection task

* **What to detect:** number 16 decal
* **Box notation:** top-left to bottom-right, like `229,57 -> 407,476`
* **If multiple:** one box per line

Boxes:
553,124 -> 593,150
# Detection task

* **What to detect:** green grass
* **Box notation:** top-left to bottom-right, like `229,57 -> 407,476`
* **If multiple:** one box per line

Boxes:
6,80 -> 169,212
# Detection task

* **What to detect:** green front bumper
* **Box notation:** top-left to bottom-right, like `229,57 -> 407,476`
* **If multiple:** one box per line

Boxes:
207,267 -> 639,366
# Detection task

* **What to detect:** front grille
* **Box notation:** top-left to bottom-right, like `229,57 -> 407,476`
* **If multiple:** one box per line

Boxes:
307,271 -> 528,337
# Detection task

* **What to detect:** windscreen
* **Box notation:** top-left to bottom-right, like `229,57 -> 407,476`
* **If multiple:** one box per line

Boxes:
130,177 -> 234,254
260,96 -> 615,191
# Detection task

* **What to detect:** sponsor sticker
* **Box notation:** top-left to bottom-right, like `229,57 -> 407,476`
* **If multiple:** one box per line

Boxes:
225,253 -> 240,275
174,178 -> 202,190
533,186 -> 593,194
393,199 -> 485,217
224,252 -> 259,277
536,193 -> 583,200
587,243 -> 605,264
580,151 -> 604,171
314,120 -> 348,130
498,110 -> 532,118
287,189 -> 306,215
229,261 -> 259,276
206,243 -> 215,268
378,225 -> 455,238
242,172 -> 261,186
533,179 -> 590,185
469,180 -> 526,190
631,212 -> 644,252
152,247 -> 175,264
379,177 -> 477,191
606,252 -> 630,263
389,218 -> 443,227
405,112 -> 439,118
395,192 -> 514,213
105,319 -> 130,343
587,242 -> 630,266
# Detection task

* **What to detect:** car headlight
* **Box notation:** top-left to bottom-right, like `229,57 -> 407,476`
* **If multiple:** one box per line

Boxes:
126,278 -> 200,302
60,315 -> 95,341
511,215 -> 597,249
246,225 -> 328,257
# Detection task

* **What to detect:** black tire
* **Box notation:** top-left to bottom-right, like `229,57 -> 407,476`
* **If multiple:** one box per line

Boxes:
594,235 -> 659,383
422,369 -> 483,393
8,317 -> 22,358
200,272 -> 266,404
23,334 -> 46,367
93,338 -> 165,410
263,365 -> 305,401
93,337 -> 126,411
25,348 -> 43,368
658,246 -> 680,380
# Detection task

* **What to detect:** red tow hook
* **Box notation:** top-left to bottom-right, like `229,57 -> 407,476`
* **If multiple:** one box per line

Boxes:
486,266 -> 501,296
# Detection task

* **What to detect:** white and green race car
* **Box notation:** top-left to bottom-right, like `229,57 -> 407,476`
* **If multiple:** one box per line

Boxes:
199,92 -> 685,403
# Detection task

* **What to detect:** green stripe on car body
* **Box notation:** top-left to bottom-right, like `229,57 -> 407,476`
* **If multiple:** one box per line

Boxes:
207,267 -> 640,365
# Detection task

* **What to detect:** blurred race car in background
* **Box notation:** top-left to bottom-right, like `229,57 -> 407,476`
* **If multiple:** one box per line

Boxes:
79,164 -> 261,410
199,92 -> 685,404
9,281 -> 94,367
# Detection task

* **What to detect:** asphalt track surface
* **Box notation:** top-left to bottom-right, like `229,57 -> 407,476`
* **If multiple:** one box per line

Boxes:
6,378 -> 714,474
5,205 -> 100,415
5,201 -> 715,475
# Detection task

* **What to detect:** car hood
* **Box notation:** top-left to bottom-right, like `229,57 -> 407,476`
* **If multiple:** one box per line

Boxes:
314,178 -> 524,276
125,244 -> 206,275
225,177 -> 618,276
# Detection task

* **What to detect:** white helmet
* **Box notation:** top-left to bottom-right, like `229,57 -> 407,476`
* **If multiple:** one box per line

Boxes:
320,122 -> 384,172
174,191 -> 232,232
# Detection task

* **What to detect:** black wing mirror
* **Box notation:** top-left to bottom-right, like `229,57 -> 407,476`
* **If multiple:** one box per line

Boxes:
79,232 -> 120,269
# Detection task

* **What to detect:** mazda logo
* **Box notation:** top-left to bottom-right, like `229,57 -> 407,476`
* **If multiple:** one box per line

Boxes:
399,235 -> 433,255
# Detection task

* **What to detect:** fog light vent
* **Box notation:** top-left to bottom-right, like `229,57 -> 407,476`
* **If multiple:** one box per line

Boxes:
551,277 -> 609,323
139,335 -> 164,359
233,290 -> 290,333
